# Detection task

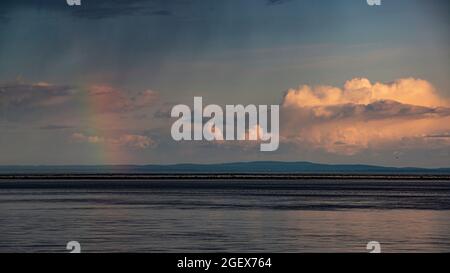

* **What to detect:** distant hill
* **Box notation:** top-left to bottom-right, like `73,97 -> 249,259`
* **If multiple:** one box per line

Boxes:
1,161 -> 449,174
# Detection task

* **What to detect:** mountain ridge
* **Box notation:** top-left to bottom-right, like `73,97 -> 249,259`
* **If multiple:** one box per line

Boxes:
1,161 -> 449,174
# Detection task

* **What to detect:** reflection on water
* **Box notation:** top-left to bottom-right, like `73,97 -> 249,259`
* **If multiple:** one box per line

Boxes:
0,179 -> 449,252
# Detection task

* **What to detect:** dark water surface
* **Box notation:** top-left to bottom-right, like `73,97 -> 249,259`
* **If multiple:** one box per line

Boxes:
0,179 -> 449,252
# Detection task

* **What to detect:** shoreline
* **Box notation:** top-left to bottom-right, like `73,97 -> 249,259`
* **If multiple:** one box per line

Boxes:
1,173 -> 450,181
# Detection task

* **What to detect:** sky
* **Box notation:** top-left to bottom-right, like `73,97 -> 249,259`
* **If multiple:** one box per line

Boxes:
0,0 -> 449,167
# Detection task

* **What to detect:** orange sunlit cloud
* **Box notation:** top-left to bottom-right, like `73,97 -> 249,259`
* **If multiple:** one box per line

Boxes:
281,78 -> 450,155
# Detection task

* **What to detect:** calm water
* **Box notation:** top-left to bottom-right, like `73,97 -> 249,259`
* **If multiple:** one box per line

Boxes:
0,179 -> 449,253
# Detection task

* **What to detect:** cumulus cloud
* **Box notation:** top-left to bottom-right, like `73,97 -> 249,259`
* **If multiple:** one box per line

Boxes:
281,78 -> 450,155
71,133 -> 156,149
283,78 -> 448,108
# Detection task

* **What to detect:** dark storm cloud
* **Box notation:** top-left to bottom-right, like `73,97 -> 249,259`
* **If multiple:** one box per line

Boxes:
0,0 -> 291,21
266,0 -> 293,5
70,0 -> 174,19
0,0 -> 174,20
